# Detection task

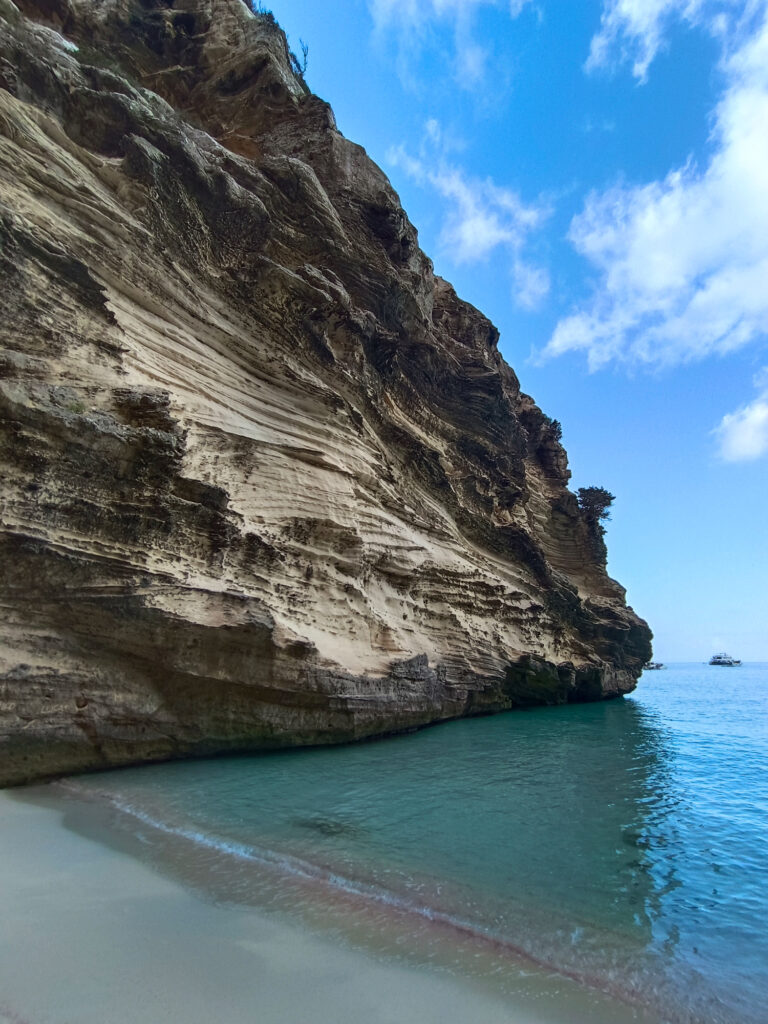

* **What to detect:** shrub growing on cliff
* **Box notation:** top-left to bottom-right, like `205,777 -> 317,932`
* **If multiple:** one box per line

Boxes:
577,486 -> 615,534
247,0 -> 276,24
540,413 -> 562,442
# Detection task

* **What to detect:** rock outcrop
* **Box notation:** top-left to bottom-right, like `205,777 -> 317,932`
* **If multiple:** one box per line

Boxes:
0,0 -> 652,787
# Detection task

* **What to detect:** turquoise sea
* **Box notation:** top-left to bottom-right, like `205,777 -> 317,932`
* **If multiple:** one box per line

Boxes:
62,663 -> 768,1024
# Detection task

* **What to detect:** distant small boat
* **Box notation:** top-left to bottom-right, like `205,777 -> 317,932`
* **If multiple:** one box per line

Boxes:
709,653 -> 741,666
643,661 -> 665,670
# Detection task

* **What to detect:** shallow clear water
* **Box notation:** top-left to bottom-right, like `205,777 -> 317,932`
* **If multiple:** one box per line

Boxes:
68,663 -> 768,1024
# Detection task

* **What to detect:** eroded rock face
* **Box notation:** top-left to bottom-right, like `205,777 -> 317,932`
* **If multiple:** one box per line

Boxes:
0,0 -> 652,786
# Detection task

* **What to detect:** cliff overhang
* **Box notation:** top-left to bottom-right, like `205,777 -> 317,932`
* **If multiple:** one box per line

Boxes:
0,0 -> 652,787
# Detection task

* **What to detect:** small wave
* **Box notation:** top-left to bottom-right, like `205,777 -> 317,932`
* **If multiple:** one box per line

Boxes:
57,782 -> 603,974
54,779 -> 681,1020
57,778 -> 744,1024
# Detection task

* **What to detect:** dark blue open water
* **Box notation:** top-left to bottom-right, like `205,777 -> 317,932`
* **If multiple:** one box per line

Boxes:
67,663 -> 768,1024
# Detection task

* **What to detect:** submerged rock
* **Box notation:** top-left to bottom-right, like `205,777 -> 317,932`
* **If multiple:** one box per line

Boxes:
0,0 -> 651,786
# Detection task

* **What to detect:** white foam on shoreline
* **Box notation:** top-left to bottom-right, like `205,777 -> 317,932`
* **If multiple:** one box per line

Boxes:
0,789 -> 528,1024
0,787 -> 659,1024
52,779 -> 668,1020
57,779 -> 547,957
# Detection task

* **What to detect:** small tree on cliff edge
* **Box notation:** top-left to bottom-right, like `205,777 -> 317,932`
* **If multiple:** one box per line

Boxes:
577,487 -> 615,535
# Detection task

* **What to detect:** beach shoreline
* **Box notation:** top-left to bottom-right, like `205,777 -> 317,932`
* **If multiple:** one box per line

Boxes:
0,785 -> 658,1024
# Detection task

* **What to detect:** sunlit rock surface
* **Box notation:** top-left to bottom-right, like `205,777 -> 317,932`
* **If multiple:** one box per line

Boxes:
0,0 -> 651,785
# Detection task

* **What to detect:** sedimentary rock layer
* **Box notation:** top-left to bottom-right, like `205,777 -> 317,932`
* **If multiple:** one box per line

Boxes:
0,0 -> 651,786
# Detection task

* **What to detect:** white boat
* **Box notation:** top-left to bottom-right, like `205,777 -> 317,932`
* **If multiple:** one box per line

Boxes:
643,661 -> 665,670
708,653 -> 741,666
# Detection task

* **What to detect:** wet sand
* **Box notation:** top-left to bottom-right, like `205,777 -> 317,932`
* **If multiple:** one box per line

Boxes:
0,787 -> 656,1024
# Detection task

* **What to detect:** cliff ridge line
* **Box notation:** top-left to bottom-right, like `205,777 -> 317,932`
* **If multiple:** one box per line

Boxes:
0,0 -> 652,786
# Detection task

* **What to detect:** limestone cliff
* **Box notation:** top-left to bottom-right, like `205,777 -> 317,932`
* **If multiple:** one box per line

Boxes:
0,0 -> 652,786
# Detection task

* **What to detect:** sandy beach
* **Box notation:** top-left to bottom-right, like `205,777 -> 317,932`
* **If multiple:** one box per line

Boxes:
0,789 -> 521,1024
0,786 -> 660,1024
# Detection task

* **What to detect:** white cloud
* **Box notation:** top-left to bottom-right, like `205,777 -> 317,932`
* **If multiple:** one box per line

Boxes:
369,0 -> 533,88
715,370 -> 768,460
512,260 -> 551,309
586,0 -> 747,81
388,126 -> 549,308
587,0 -> 699,81
546,7 -> 768,370
370,0 -> 532,26
456,40 -> 489,82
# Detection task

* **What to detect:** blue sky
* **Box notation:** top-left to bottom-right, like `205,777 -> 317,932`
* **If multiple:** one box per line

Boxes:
265,0 -> 767,660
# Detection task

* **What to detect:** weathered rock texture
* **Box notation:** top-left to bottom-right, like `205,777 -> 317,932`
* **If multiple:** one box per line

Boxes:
0,0 -> 652,786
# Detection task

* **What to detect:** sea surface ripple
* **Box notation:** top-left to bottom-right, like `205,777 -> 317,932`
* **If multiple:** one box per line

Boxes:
65,663 -> 768,1024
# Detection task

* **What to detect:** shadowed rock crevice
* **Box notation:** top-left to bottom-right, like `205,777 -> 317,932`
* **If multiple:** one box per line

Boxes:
0,0 -> 651,786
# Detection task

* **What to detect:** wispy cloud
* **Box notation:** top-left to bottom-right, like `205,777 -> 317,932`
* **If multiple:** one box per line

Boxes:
715,368 -> 768,460
512,260 -> 551,310
586,0 -> 750,82
370,0 -> 533,28
369,0 -> 534,89
545,6 -> 768,370
388,122 -> 550,309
